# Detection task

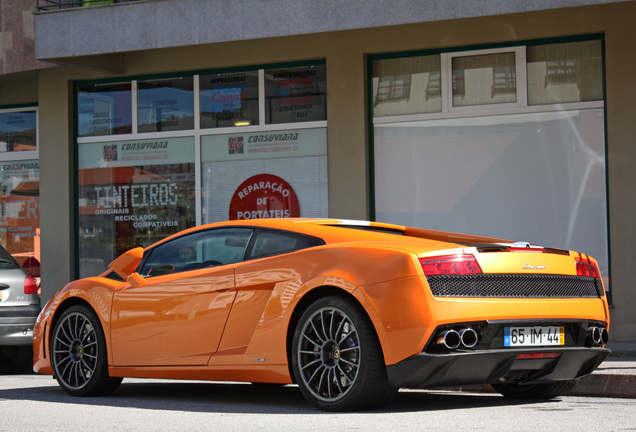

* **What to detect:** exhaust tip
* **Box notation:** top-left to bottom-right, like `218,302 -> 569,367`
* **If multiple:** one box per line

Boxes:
437,329 -> 461,350
587,326 -> 608,345
588,327 -> 601,344
459,327 -> 479,348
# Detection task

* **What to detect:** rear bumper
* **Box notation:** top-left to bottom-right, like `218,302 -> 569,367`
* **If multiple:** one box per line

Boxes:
0,305 -> 40,346
387,347 -> 610,389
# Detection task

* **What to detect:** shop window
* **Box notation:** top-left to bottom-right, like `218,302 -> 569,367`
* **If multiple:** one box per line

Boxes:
0,111 -> 37,152
527,40 -> 603,105
265,65 -> 327,124
0,159 -> 40,279
75,61 -> 327,278
372,55 -> 442,116
77,137 -> 195,278
199,71 -> 259,128
201,128 -> 328,224
371,37 -> 608,293
138,77 -> 195,132
78,83 -> 132,137
452,52 -> 516,106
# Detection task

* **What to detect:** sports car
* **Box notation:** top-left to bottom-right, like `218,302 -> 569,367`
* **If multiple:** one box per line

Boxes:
33,218 -> 610,411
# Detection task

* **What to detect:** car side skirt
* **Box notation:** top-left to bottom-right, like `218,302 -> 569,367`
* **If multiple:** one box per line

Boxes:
108,365 -> 293,384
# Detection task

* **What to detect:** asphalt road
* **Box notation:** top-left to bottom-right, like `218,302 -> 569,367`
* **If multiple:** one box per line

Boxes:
1,373 -> 634,432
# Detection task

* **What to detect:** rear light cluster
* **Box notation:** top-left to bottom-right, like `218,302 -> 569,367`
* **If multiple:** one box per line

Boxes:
24,275 -> 38,294
575,256 -> 601,279
420,254 -> 482,276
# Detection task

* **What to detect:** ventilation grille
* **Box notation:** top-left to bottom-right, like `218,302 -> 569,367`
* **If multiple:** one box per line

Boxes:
426,274 -> 603,298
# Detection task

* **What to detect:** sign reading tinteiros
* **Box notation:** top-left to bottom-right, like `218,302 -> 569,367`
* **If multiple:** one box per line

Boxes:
229,174 -> 300,220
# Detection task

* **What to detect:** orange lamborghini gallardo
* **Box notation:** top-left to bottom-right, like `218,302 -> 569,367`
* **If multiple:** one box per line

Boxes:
33,219 -> 610,411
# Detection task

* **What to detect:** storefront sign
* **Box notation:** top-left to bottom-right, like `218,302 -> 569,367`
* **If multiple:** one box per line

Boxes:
201,127 -> 327,162
229,174 -> 300,220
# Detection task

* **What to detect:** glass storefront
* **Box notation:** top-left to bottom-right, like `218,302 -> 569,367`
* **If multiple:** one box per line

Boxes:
77,83 -> 133,137
371,38 -> 609,289
0,110 -> 37,152
201,128 -> 328,223
77,137 -> 196,277
0,107 -> 40,279
138,77 -> 195,133
76,63 -> 328,277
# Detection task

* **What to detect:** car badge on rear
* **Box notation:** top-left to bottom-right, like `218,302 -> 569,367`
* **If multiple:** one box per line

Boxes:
523,264 -> 546,270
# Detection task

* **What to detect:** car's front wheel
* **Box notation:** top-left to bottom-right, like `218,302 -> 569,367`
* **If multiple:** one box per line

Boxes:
291,295 -> 397,411
492,379 -> 579,399
50,305 -> 122,396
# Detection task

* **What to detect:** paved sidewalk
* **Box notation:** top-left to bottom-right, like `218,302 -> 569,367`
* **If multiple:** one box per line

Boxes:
569,342 -> 636,398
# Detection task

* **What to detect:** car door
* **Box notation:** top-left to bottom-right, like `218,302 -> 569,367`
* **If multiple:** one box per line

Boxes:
110,227 -> 253,366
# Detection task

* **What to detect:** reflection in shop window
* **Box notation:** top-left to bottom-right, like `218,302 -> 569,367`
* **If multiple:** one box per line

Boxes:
452,52 -> 516,106
0,160 -> 40,279
200,128 -> 328,224
372,55 -> 441,116
527,40 -> 603,105
0,111 -> 37,152
77,137 -> 195,278
265,65 -> 327,124
138,77 -> 195,132
77,83 -> 132,137
199,71 -> 259,128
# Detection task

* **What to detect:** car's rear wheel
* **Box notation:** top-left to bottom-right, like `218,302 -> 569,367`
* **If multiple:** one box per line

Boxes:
291,296 -> 397,411
492,379 -> 579,399
51,305 -> 122,396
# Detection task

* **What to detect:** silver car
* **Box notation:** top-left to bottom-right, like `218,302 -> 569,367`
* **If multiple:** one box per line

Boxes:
0,244 -> 40,374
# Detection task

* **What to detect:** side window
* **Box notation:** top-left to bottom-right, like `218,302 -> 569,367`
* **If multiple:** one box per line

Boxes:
246,230 -> 323,260
140,228 -> 253,277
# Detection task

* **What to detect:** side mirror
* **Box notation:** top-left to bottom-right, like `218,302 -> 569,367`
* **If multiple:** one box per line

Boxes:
127,272 -> 147,288
108,247 -> 144,280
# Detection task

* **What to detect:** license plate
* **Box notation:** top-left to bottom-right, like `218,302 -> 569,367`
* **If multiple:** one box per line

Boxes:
504,326 -> 564,347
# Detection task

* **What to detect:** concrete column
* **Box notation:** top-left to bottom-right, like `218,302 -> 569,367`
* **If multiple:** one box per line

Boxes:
37,67 -> 75,303
326,48 -> 370,220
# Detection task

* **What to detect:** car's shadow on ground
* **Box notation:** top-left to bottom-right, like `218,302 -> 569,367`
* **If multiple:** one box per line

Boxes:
0,378 -> 559,414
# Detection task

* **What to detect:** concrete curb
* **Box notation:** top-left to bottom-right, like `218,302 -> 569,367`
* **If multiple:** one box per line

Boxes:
569,373 -> 636,398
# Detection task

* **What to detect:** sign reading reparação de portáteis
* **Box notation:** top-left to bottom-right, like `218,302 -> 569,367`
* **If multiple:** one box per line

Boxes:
229,174 -> 300,220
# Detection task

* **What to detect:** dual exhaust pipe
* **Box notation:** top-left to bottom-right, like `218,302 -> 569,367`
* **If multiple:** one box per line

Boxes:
588,326 -> 609,345
436,327 -> 479,350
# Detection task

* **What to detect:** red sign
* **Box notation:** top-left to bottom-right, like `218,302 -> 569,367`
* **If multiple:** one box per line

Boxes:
229,174 -> 300,220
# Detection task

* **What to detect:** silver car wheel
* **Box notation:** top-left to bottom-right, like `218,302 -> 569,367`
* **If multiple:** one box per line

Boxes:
52,311 -> 99,391
296,306 -> 361,403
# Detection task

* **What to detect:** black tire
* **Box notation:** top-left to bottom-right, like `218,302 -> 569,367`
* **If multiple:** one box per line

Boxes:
50,305 -> 122,396
0,345 -> 33,374
291,296 -> 397,411
492,379 -> 579,399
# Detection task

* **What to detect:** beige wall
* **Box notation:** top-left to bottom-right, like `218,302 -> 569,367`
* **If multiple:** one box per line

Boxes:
3,2 -> 635,340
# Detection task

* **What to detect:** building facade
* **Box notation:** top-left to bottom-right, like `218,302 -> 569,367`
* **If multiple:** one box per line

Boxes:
1,0 -> 635,340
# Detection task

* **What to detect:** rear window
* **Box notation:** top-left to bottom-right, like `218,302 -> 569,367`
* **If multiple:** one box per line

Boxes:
246,229 -> 324,260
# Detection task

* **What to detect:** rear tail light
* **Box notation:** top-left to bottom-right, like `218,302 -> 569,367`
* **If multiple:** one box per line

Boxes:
24,275 -> 39,294
420,254 -> 483,276
575,256 -> 601,279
